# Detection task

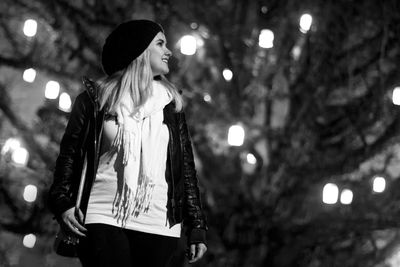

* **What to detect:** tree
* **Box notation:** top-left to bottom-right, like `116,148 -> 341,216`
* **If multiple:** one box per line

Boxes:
1,0 -> 400,266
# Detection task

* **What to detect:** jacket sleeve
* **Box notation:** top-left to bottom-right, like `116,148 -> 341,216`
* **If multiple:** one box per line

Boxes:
179,111 -> 208,245
48,93 -> 89,218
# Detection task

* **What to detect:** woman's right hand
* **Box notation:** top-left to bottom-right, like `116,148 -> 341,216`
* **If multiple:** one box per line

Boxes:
60,207 -> 87,237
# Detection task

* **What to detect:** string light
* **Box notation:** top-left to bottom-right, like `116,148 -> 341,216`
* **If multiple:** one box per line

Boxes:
392,87 -> 400,105
340,189 -> 353,205
23,19 -> 38,37
373,176 -> 386,193
180,35 -> 197,55
299,14 -> 313,33
23,185 -> 38,202
222,68 -> 233,81
261,6 -> 268,14
258,29 -> 274,49
23,68 -> 36,83
190,22 -> 198,29
228,124 -> 245,146
1,138 -> 20,155
291,46 -> 302,60
59,92 -> 72,112
246,153 -> 257,164
12,147 -> 29,166
23,234 -> 36,248
45,81 -> 60,99
203,93 -> 211,102
322,183 -> 339,204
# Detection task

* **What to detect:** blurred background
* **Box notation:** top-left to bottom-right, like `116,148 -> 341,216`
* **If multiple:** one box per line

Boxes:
1,0 -> 400,266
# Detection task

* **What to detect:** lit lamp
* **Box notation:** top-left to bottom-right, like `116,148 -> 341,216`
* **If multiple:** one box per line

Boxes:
228,124 -> 245,146
322,183 -> 338,204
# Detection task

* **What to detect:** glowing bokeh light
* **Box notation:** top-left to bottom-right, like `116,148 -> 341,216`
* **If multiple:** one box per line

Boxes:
299,14 -> 313,33
222,68 -> 233,81
392,87 -> 400,105
228,125 -> 245,146
12,147 -> 29,166
1,138 -> 21,155
23,234 -> 36,248
258,29 -> 274,49
59,92 -> 72,112
180,35 -> 197,55
323,183 -> 339,204
246,153 -> 257,165
45,81 -> 60,99
23,68 -> 36,83
23,185 -> 38,202
23,19 -> 37,37
373,176 -> 386,193
340,189 -> 353,205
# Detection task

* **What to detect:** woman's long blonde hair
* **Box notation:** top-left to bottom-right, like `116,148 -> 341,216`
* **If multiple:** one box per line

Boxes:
96,49 -> 183,114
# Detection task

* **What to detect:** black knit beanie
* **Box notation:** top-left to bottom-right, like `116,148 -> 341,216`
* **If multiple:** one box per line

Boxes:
101,20 -> 164,76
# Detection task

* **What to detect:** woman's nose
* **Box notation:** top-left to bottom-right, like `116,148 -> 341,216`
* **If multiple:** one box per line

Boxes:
165,47 -> 172,57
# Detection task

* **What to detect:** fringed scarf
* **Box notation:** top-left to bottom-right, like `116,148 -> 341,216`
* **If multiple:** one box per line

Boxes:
111,80 -> 172,226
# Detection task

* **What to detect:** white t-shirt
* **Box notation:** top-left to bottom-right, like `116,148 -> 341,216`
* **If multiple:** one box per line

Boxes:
85,103 -> 181,237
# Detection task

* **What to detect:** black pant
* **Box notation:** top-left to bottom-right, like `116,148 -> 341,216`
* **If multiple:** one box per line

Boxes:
78,223 -> 179,267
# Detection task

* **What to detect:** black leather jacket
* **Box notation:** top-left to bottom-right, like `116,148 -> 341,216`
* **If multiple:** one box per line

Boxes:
48,77 -> 207,244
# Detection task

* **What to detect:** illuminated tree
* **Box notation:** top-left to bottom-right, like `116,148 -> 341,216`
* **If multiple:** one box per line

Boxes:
1,0 -> 400,266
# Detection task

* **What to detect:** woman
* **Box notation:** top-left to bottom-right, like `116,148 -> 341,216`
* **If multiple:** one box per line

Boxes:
48,20 -> 207,267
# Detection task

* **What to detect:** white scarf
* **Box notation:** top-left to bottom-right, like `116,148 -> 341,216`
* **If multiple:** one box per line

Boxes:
112,80 -> 172,226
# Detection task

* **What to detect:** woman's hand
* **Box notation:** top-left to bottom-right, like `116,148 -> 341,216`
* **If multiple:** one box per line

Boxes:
60,207 -> 87,237
187,243 -> 207,263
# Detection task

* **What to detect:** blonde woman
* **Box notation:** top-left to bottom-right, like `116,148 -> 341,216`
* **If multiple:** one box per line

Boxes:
49,20 -> 207,267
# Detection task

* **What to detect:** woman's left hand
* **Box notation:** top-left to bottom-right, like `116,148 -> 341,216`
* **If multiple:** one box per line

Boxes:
187,242 -> 207,263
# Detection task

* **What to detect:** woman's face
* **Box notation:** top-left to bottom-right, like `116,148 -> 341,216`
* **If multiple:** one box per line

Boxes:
148,32 -> 171,76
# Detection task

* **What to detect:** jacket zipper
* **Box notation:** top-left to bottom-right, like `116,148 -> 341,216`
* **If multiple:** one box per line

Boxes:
167,124 -> 176,216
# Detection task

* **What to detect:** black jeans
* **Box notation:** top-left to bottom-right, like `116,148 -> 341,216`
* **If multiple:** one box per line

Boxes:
78,223 -> 179,267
